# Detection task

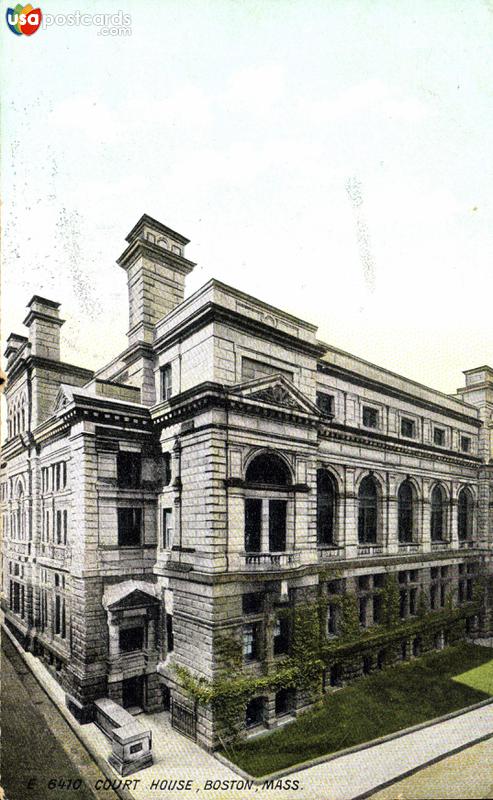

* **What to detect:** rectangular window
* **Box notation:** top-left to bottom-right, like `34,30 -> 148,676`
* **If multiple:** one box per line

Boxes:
56,463 -> 61,491
243,622 -> 260,661
460,436 -> 471,453
54,594 -> 66,638
245,697 -> 264,728
409,588 -> 417,616
117,508 -> 142,547
244,498 -> 262,552
373,594 -> 383,624
327,604 -> 337,635
316,392 -> 334,416
62,461 -> 67,488
269,499 -> 287,552
63,510 -> 67,544
119,626 -> 144,653
162,452 -> 172,485
166,613 -> 174,652
362,406 -> 379,429
273,617 -> 290,655
359,596 -> 367,626
161,364 -> 173,401
117,451 -> 142,489
399,590 -> 407,619
242,592 -> 264,615
401,418 -> 415,438
373,574 -> 385,589
434,428 -> 445,446
56,510 -> 62,544
162,508 -> 173,549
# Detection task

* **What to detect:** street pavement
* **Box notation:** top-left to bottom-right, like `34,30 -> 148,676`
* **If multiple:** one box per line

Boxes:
4,626 -> 493,800
1,634 -> 121,800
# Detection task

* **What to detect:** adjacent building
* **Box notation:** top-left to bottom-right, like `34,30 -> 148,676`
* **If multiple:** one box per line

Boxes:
2,214 -> 492,749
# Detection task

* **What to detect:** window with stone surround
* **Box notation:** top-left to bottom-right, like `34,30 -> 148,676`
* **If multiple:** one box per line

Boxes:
317,469 -> 336,545
119,625 -> 144,653
244,452 -> 292,554
398,570 -> 419,618
458,487 -> 474,541
162,508 -> 173,549
433,427 -> 445,447
400,417 -> 416,438
398,479 -> 415,543
117,508 -> 142,547
160,363 -> 173,401
162,452 -> 172,485
242,592 -> 264,615
358,475 -> 379,543
460,436 -> 471,453
316,392 -> 334,416
166,613 -> 174,652
54,510 -> 68,545
245,696 -> 265,728
117,450 -> 142,489
431,484 -> 447,541
362,406 -> 379,429
275,688 -> 294,716
430,566 -> 449,609
243,622 -> 261,661
273,616 -> 290,655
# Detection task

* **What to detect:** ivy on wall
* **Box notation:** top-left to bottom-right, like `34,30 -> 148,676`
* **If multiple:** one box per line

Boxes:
174,580 -> 483,743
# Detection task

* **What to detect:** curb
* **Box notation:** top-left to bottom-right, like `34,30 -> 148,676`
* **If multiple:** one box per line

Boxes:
215,694 -> 493,785
2,623 -> 136,800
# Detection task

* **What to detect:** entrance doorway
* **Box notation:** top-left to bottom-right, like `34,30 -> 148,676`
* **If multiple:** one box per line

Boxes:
162,685 -> 171,711
122,676 -> 144,711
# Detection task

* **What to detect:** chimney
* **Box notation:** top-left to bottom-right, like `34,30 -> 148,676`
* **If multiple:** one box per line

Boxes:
4,333 -> 28,369
117,214 -> 196,346
23,296 -> 64,361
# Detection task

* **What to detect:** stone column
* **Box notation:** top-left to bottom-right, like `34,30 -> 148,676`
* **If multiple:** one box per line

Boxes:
344,468 -> 358,558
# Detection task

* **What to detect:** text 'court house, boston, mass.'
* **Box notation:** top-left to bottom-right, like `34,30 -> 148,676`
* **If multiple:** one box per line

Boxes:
2,214 -> 492,751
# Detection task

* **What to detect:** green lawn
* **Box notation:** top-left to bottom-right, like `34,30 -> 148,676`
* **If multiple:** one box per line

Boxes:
222,644 -> 493,777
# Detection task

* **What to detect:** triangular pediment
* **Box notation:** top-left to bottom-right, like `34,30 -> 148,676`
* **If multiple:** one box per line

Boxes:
230,373 -> 320,416
102,579 -> 158,611
53,384 -> 75,413
108,589 -> 159,611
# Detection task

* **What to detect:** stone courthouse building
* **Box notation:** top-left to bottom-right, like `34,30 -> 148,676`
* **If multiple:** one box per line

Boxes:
2,214 -> 493,749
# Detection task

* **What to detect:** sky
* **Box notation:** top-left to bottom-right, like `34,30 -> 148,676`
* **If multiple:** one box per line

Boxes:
1,0 -> 492,395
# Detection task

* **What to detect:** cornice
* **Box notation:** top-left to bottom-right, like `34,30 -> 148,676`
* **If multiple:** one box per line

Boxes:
321,423 -> 482,468
317,361 -> 481,427
154,302 -> 327,360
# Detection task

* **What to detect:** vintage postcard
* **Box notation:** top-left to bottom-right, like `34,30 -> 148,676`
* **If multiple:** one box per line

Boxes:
1,2 -> 492,799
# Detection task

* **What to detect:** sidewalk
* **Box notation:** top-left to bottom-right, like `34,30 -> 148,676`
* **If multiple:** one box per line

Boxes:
5,624 -> 493,800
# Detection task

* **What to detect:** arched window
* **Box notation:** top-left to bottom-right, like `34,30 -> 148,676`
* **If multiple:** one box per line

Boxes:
244,452 -> 292,554
358,475 -> 378,544
245,452 -> 291,486
458,487 -> 474,541
431,485 -> 447,541
317,469 -> 336,545
398,480 -> 415,543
